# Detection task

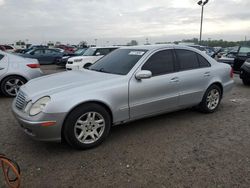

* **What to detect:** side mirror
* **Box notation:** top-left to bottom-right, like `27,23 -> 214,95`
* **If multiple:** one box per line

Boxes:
247,52 -> 250,57
135,70 -> 152,80
96,52 -> 101,56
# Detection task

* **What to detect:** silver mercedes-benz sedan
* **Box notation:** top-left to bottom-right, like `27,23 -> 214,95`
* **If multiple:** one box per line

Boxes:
12,45 -> 234,149
0,50 -> 43,97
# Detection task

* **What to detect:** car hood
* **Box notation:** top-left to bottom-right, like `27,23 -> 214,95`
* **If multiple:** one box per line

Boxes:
21,70 -> 121,99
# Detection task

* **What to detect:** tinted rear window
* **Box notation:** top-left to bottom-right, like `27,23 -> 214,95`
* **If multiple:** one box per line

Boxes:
176,49 -> 199,71
197,54 -> 211,67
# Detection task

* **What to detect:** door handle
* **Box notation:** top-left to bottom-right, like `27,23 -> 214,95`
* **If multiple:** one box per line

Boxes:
170,77 -> 179,82
204,72 -> 210,77
0,67 -> 4,70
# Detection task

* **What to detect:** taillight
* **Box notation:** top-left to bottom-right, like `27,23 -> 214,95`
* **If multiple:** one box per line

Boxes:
27,64 -> 40,68
230,68 -> 234,78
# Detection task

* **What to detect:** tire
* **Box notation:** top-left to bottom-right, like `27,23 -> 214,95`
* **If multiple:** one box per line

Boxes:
83,63 -> 92,69
0,76 -> 27,97
63,103 -> 111,150
198,85 -> 222,113
242,79 -> 250,86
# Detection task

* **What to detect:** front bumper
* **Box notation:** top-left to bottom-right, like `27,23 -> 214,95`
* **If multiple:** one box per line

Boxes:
65,64 -> 80,71
12,100 -> 67,142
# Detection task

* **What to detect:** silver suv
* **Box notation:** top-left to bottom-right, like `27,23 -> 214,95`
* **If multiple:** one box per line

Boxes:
0,51 -> 43,97
12,45 -> 234,149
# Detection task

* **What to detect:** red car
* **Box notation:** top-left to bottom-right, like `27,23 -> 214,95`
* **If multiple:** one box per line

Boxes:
56,45 -> 76,53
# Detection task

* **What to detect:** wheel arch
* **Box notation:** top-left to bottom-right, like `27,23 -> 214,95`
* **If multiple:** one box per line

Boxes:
0,74 -> 28,86
209,82 -> 223,97
61,100 -> 114,139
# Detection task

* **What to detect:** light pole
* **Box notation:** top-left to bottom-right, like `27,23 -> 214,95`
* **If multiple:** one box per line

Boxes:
197,0 -> 209,44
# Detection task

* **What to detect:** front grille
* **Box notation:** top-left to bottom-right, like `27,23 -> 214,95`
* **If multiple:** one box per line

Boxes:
67,61 -> 73,64
15,91 -> 26,110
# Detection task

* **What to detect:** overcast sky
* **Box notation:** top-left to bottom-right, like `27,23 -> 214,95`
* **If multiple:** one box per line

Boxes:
0,0 -> 249,45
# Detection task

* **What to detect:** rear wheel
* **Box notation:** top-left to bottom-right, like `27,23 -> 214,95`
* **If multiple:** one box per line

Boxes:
63,103 -> 111,150
0,76 -> 27,97
242,79 -> 250,86
198,85 -> 222,113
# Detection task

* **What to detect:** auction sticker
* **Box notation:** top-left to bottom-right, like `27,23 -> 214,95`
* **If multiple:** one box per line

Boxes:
129,51 -> 145,56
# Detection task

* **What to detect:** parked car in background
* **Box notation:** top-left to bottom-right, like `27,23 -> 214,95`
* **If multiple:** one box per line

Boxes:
66,47 -> 118,70
240,59 -> 250,85
56,44 -> 76,53
56,48 -> 88,67
216,46 -> 238,59
218,46 -> 250,72
12,45 -> 234,149
2,45 -> 16,53
20,48 -> 65,64
233,46 -> 250,72
16,45 -> 48,54
0,51 -> 43,97
14,41 -> 26,50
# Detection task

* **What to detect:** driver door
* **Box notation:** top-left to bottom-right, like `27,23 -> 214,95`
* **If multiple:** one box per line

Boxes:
129,49 -> 180,119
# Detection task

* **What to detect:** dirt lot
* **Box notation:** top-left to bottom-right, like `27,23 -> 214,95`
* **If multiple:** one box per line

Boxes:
0,65 -> 250,188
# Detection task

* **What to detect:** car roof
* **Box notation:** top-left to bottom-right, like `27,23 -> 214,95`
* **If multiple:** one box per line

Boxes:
119,44 -> 202,51
91,46 -> 119,49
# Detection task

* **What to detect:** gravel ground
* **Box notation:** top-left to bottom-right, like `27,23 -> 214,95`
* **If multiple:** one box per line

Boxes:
0,65 -> 250,188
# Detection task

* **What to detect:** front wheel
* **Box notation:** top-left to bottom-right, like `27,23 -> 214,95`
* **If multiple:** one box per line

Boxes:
198,85 -> 222,113
63,104 -> 111,150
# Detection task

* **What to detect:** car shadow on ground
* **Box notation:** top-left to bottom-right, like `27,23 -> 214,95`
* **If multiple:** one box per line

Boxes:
36,108 -> 203,152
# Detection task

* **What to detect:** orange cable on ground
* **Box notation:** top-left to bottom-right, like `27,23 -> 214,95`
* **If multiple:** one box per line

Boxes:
0,154 -> 21,188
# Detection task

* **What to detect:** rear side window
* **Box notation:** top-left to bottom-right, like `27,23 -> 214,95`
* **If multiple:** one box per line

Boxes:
176,49 -> 199,71
142,50 -> 175,76
0,54 -> 4,61
197,54 -> 211,67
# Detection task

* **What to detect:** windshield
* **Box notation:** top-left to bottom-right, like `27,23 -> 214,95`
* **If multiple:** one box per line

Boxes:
89,49 -> 147,75
75,48 -> 87,55
83,48 -> 96,56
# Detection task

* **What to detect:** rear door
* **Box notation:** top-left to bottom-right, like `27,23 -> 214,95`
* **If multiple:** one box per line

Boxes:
129,49 -> 180,119
0,53 -> 8,77
174,49 -> 212,107
32,49 -> 45,63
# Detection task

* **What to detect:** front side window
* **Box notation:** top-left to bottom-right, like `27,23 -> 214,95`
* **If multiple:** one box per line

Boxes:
33,50 -> 44,55
176,49 -> 199,71
90,49 -> 147,75
142,50 -> 175,76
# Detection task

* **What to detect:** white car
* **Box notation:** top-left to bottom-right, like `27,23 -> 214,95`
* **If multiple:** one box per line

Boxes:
66,47 -> 118,71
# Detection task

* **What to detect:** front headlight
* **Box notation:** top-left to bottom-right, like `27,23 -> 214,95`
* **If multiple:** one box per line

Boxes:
74,59 -> 82,63
29,96 -> 51,116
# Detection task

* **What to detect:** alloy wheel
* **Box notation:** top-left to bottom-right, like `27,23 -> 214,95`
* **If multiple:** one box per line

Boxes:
4,78 -> 24,97
206,89 -> 220,110
74,112 -> 105,144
